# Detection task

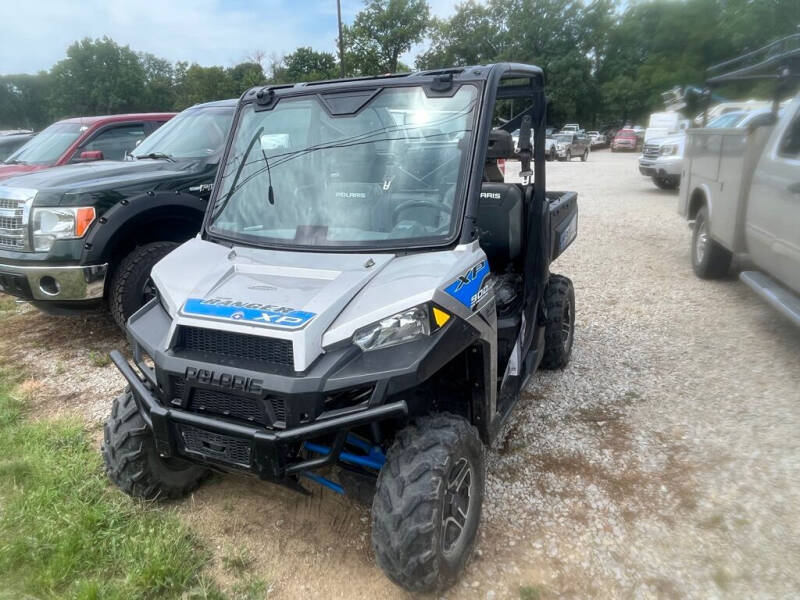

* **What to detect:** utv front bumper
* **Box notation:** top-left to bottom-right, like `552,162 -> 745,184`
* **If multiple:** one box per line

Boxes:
112,350 -> 407,480
112,298 -> 481,482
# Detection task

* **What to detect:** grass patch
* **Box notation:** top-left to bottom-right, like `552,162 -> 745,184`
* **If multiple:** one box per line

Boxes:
519,584 -> 547,600
88,350 -> 111,368
222,546 -> 254,575
0,371 -> 211,599
0,294 -> 17,312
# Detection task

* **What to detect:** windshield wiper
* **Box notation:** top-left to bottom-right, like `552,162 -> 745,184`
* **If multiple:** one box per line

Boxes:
210,126 -> 264,221
134,152 -> 175,162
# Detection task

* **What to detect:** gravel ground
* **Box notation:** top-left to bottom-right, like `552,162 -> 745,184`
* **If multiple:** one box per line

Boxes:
1,148 -> 798,599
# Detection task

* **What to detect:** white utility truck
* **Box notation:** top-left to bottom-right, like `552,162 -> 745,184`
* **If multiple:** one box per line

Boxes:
679,34 -> 800,325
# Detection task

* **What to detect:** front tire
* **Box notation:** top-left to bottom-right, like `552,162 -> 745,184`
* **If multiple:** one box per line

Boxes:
581,148 -> 589,162
371,414 -> 485,593
541,274 -> 575,369
109,241 -> 177,329
691,206 -> 731,279
548,147 -> 556,161
103,390 -> 209,500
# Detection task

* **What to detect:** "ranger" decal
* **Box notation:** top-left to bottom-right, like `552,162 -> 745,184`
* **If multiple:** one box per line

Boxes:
182,297 -> 316,329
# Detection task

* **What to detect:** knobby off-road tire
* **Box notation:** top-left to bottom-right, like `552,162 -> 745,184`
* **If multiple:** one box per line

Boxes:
540,274 -> 575,369
109,241 -> 177,329
103,390 -> 209,500
371,414 -> 485,594
691,206 -> 731,279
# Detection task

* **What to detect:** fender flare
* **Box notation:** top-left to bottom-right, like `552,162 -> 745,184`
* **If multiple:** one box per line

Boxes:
688,183 -> 713,221
82,191 -> 207,264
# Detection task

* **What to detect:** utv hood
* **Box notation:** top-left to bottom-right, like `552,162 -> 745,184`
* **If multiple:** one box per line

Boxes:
151,239 -> 471,372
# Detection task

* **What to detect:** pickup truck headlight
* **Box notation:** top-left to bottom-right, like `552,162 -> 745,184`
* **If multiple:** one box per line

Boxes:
353,304 -> 451,352
31,207 -> 96,252
660,143 -> 679,156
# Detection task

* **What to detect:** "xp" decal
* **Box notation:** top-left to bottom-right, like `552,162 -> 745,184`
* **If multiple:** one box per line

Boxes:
444,260 -> 490,309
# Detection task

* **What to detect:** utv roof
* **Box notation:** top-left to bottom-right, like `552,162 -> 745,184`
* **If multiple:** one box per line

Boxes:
241,63 -> 545,102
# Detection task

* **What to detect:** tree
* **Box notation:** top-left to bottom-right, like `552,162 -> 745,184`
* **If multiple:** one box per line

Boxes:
344,0 -> 430,75
416,1 -> 502,69
173,64 -> 236,109
228,62 -> 266,91
272,48 -> 339,83
140,53 -> 176,111
49,37 -> 146,118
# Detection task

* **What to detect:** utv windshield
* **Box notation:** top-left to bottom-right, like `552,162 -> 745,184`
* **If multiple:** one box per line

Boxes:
208,85 -> 478,249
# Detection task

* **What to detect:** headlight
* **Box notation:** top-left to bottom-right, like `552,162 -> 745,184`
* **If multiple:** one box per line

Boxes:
353,305 -> 448,352
660,143 -> 679,156
31,207 -> 96,251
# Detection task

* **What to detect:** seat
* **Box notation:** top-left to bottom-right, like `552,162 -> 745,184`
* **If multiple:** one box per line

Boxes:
484,129 -> 515,183
477,129 -> 523,270
477,182 -> 523,271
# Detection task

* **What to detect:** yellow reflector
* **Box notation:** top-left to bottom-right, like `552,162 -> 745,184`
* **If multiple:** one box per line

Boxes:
433,307 -> 450,328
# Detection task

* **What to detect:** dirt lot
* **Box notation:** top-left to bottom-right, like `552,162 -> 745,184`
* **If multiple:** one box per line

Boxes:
2,149 -> 799,599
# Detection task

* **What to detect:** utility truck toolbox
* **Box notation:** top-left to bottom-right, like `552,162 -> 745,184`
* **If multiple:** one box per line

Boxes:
103,63 -> 579,593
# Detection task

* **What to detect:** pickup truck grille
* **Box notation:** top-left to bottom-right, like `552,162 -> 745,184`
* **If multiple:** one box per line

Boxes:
0,197 -> 26,250
643,144 -> 660,159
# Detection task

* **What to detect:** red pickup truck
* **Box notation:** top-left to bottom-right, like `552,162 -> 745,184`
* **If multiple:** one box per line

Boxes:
0,113 -> 175,181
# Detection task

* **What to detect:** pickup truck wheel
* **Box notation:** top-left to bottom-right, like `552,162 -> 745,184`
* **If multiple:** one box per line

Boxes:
548,147 -> 556,161
109,241 -> 177,328
541,274 -> 575,369
692,206 -> 731,279
581,148 -> 589,162
102,390 -> 210,500
371,414 -> 484,593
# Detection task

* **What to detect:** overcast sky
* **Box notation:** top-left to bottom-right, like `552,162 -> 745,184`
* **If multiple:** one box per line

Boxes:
0,0 -> 460,75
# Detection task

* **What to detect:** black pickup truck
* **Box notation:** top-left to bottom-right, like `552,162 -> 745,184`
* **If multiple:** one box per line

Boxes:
0,99 -> 236,326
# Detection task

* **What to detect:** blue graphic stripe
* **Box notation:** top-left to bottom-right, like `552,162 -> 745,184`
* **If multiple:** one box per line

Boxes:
182,298 -> 315,329
444,261 -> 490,308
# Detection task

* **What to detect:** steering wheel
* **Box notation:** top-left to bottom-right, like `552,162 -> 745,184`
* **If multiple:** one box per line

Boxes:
392,199 -> 451,225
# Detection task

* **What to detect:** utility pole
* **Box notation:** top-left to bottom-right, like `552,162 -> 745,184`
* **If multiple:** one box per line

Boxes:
337,0 -> 346,77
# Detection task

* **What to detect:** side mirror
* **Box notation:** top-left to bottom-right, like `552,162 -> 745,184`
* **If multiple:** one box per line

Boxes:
79,150 -> 104,161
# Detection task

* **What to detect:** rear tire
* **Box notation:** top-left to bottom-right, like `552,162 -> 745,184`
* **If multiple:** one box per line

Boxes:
691,206 -> 731,279
541,274 -> 575,369
109,241 -> 177,329
102,390 -> 209,500
581,148 -> 589,162
371,414 -> 485,593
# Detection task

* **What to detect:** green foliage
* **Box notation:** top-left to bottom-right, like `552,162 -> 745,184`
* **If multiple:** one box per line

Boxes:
344,0 -> 431,75
2,0 -> 799,130
272,47 -> 339,83
0,373 -> 209,599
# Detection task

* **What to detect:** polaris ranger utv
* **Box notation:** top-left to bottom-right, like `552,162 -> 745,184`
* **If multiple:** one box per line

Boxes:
103,63 -> 578,592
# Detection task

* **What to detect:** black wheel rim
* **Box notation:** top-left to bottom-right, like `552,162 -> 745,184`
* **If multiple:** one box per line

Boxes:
441,457 -> 472,556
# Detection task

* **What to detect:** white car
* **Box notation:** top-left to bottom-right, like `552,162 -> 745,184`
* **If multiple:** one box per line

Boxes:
511,128 -> 558,161
587,131 -> 606,146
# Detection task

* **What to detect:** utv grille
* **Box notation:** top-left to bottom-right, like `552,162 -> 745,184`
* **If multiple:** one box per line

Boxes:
170,375 -> 287,427
179,424 -> 252,467
175,326 -> 294,367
